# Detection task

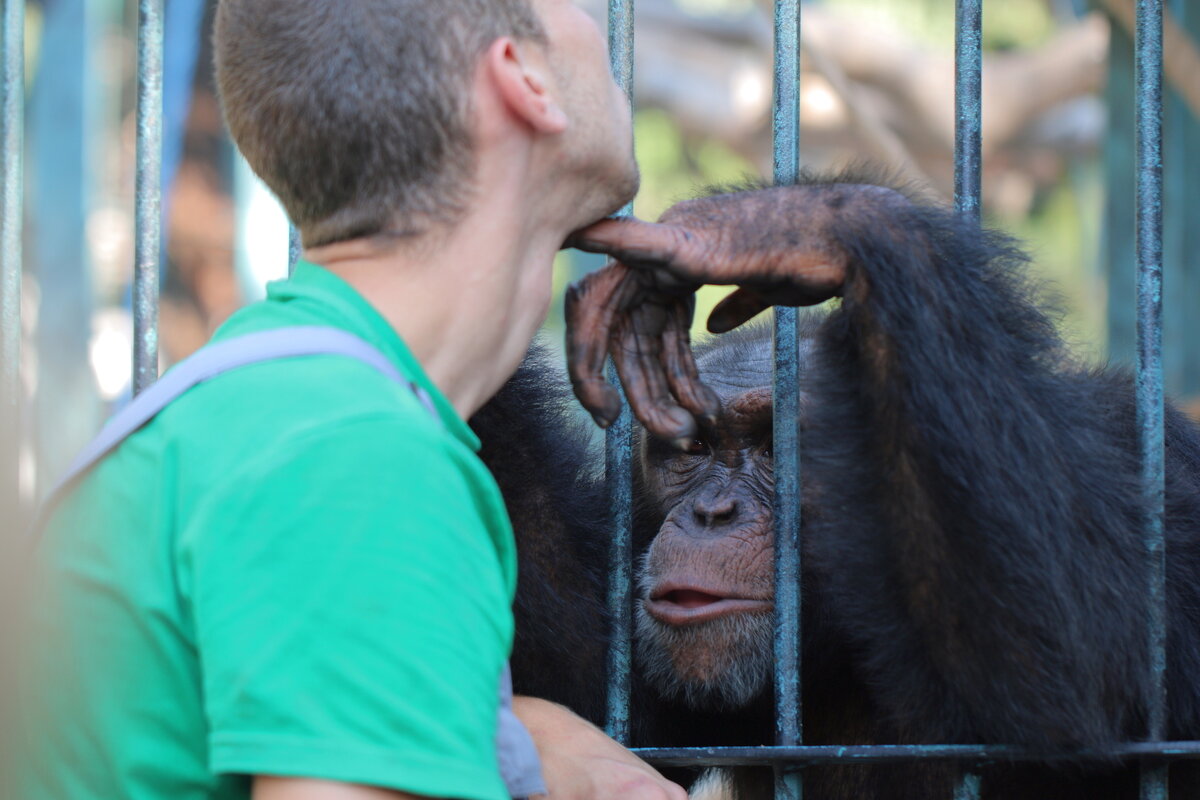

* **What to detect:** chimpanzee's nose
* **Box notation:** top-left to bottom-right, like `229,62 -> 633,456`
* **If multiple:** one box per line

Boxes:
694,495 -> 739,528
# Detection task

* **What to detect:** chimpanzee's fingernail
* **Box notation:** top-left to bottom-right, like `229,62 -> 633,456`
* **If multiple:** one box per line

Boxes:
668,406 -> 699,433
591,413 -> 613,429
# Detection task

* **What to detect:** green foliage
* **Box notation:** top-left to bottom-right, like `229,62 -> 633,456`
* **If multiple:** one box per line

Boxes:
632,108 -> 758,220
996,166 -> 1107,359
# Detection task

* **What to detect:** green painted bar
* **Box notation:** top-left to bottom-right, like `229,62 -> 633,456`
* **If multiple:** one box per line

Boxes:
134,0 -> 165,394
954,0 -> 982,218
953,772 -> 982,800
772,0 -> 803,796
0,0 -> 22,521
604,0 -> 636,747
289,225 -> 301,275
1133,2 -> 1167,800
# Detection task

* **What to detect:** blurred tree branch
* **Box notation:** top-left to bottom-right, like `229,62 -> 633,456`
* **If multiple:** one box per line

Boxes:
582,0 -> 1110,207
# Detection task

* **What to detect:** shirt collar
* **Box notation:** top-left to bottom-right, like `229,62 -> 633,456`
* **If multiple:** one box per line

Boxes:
267,260 -> 482,452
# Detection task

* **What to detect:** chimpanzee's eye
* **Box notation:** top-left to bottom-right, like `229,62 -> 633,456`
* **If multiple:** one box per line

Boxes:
684,439 -> 711,456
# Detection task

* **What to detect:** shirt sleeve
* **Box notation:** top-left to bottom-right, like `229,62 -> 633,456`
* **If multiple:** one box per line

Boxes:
179,415 -> 513,800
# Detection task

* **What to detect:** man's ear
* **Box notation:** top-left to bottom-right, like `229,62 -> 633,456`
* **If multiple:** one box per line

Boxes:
483,37 -> 569,134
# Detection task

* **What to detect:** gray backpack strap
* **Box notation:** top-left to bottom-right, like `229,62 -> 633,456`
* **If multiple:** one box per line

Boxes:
41,325 -> 436,512
36,323 -> 544,798
496,663 -> 548,799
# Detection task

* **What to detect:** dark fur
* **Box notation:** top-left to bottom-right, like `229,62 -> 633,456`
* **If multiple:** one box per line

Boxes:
471,346 -> 612,725
470,174 -> 1200,799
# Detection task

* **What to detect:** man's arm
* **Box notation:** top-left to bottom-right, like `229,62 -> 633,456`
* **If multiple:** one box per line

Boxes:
252,700 -> 688,800
513,697 -> 687,800
254,778 -> 424,800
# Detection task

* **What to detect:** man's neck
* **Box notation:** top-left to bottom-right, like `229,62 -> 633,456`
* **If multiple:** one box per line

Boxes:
303,185 -> 567,421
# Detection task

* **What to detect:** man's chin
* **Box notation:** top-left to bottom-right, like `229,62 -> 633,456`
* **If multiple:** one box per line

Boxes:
583,163 -> 640,226
634,604 -> 773,711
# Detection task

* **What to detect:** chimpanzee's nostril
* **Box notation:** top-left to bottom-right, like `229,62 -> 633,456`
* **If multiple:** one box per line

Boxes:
694,496 -> 739,528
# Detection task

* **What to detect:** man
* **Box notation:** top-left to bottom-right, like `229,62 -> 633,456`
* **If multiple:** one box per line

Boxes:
16,1 -> 686,799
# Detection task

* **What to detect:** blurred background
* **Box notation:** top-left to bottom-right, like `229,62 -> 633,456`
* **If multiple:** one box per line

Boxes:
6,0 -> 1200,507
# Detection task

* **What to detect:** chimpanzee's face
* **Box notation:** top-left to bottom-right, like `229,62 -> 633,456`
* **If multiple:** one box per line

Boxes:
634,339 -> 779,710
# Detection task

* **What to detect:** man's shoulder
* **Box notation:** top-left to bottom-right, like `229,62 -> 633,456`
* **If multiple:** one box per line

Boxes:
173,357 -> 459,483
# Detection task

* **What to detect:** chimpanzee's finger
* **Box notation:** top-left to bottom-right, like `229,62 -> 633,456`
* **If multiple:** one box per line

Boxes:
566,217 -> 675,260
660,300 -> 721,428
566,218 -> 708,290
611,308 -> 699,444
564,266 -> 628,428
707,288 -> 773,334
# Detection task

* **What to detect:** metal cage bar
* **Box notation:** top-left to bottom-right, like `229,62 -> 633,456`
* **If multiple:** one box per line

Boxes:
952,0 -> 983,793
133,0 -> 164,395
604,0 -> 636,747
771,0 -> 803,797
953,0 -> 983,219
1135,0 -> 1167,794
636,740 -> 1200,768
1,0 -> 23,522
289,225 -> 301,275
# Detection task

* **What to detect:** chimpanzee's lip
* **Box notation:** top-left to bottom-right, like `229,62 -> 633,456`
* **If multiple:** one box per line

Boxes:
645,585 -> 772,626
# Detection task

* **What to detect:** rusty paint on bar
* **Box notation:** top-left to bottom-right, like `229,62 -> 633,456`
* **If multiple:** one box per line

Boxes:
604,0 -> 635,746
1,0 -> 23,520
133,0 -> 164,395
954,0 -> 982,219
288,225 -> 301,276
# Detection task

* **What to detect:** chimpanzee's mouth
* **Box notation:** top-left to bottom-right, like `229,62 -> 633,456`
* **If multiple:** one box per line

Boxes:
660,589 -> 723,608
646,585 -> 772,626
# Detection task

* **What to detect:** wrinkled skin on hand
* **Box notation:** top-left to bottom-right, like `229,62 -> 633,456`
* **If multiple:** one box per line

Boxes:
564,183 -> 882,443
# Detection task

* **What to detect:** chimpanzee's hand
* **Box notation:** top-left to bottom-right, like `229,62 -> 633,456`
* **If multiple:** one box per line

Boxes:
564,186 -> 857,441
569,187 -> 853,330
563,259 -> 721,447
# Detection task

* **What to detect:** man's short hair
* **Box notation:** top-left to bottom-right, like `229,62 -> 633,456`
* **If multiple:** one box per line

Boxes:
215,0 -> 545,246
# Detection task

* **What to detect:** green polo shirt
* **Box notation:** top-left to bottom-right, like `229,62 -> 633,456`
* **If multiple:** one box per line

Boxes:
20,262 -> 516,800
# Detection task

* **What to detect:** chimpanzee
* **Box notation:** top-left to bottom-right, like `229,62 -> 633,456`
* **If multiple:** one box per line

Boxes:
469,174 -> 1200,800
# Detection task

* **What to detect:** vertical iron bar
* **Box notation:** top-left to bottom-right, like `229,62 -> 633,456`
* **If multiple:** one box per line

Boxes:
0,0 -> 23,523
604,0 -> 635,746
952,4 -> 982,796
1142,766 -> 1169,800
954,0 -> 982,219
952,0 -> 985,793
288,225 -> 301,275
953,772 -> 982,800
773,0 -> 802,798
1134,0 -> 1166,795
133,0 -> 164,395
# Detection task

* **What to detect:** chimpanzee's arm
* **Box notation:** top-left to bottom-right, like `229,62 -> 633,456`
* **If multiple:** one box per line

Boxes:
799,182 -> 1189,748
